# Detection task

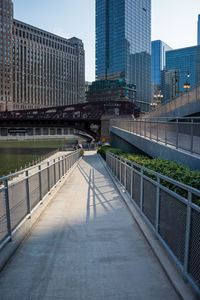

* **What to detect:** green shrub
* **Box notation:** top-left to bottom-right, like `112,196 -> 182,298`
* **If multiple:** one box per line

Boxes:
80,148 -> 84,156
97,146 -> 123,160
97,146 -> 200,205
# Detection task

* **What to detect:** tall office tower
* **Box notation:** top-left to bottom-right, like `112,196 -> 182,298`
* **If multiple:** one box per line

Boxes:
198,14 -> 200,45
164,45 -> 200,101
151,40 -> 172,98
96,0 -> 151,111
0,0 -> 13,110
0,0 -> 85,111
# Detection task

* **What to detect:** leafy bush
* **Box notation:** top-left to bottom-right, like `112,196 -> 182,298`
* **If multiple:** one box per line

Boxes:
97,146 -> 200,205
97,146 -> 123,160
80,148 -> 84,156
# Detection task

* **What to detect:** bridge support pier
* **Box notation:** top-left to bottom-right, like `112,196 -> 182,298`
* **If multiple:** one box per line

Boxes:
101,115 -> 111,142
101,115 -> 133,143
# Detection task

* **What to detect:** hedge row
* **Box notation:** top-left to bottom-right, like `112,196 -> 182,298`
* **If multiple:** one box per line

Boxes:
97,146 -> 200,206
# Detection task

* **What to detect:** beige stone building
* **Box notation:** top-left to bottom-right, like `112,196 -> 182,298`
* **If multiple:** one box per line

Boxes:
0,0 -> 85,111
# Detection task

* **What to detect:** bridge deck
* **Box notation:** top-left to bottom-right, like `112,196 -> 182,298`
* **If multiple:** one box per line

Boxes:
0,152 -> 178,300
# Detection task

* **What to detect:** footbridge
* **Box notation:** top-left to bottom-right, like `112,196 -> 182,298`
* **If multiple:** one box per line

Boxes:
0,151 -> 199,299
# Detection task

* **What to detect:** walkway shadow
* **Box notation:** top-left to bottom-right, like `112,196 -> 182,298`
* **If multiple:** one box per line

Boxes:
77,161 -> 120,223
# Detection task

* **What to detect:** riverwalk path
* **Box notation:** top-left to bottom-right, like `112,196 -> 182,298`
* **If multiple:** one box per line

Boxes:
0,152 -> 179,299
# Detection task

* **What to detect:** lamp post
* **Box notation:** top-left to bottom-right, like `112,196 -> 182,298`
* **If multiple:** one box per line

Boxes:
183,72 -> 190,91
150,90 -> 163,109
172,71 -> 190,99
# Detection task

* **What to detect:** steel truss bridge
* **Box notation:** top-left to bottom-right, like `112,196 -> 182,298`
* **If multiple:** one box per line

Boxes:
0,101 -> 140,139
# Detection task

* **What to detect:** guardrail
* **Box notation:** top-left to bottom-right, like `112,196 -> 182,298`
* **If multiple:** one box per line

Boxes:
0,149 -> 82,250
111,117 -> 200,155
106,151 -> 200,295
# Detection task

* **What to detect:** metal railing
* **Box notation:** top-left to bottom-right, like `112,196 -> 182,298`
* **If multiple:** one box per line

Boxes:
111,117 -> 200,155
0,149 -> 82,250
106,151 -> 200,295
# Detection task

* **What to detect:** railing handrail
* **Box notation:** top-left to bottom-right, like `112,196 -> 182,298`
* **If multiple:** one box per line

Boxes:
0,148 -> 82,251
110,116 -> 200,156
0,150 -> 80,182
111,117 -> 200,123
107,152 -> 200,201
106,150 -> 200,295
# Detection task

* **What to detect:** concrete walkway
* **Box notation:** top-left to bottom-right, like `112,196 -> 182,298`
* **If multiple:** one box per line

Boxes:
0,152 -> 178,300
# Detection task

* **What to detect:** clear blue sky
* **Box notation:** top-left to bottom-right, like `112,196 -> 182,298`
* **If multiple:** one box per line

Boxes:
13,0 -> 200,82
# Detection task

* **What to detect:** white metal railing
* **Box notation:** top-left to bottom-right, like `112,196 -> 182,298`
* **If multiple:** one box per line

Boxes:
106,151 -> 200,295
111,117 -> 200,155
0,149 -> 82,250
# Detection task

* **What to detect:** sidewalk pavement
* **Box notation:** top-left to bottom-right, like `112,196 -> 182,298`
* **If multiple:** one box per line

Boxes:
0,151 -> 178,300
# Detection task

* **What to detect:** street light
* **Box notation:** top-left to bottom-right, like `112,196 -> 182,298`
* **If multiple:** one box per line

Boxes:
183,72 -> 190,91
172,71 -> 190,99
150,90 -> 163,109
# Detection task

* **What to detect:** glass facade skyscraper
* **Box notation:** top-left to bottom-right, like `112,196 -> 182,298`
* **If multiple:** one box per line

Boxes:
96,0 -> 151,111
164,46 -> 200,100
198,14 -> 200,46
151,40 -> 172,94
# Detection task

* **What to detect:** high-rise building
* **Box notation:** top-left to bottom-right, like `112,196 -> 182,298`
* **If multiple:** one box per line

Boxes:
95,0 -> 151,111
161,69 -> 180,101
151,40 -> 172,98
164,45 -> 200,101
0,0 -> 13,110
198,14 -> 200,46
0,0 -> 85,111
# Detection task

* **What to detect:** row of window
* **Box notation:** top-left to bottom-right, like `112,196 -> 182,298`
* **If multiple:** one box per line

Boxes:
13,20 -> 82,48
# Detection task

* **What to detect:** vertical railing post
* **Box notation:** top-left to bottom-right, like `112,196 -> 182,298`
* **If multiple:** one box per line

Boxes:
69,154 -> 71,170
53,159 -> 56,185
155,177 -> 160,235
70,155 -> 72,169
190,119 -> 193,154
38,165 -> 42,201
150,120 -> 152,140
176,119 -> 179,149
47,161 -> 50,191
25,170 -> 31,215
124,161 -> 127,189
157,121 -> 159,142
131,162 -> 133,199
184,191 -> 192,276
144,119 -> 146,138
62,156 -> 64,175
140,168 -> 143,211
58,157 -> 61,180
4,179 -> 12,238
66,156 -> 69,173
65,156 -> 67,174
117,157 -> 119,179
120,158 -> 122,184
165,123 -> 167,145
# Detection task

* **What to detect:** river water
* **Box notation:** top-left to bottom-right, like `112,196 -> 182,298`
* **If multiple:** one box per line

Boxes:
0,138 -> 77,178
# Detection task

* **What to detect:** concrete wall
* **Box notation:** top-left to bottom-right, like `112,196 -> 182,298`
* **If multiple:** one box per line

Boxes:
111,132 -> 151,156
144,85 -> 200,119
110,126 -> 200,170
